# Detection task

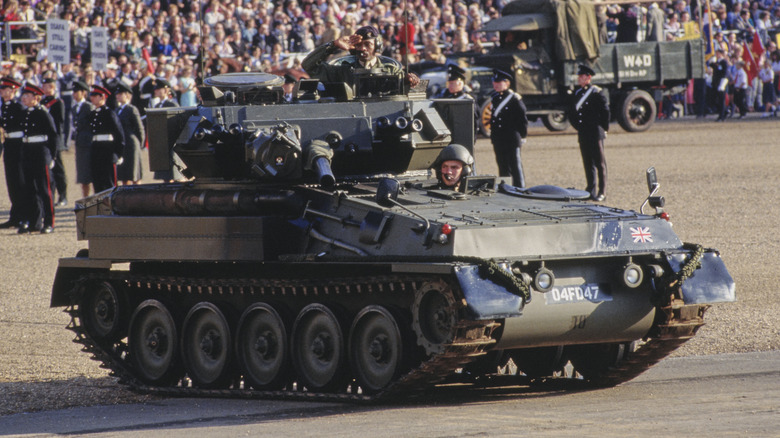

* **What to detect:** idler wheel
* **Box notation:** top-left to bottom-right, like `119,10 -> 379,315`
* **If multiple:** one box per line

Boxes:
412,280 -> 457,355
291,304 -> 347,392
128,300 -> 182,385
79,280 -> 123,342
349,306 -> 403,394
236,303 -> 290,390
181,302 -> 233,388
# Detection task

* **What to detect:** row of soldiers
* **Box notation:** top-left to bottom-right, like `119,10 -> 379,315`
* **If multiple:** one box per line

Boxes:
0,74 -> 176,234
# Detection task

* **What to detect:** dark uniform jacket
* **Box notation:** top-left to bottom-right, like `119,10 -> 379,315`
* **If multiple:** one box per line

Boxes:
490,90 -> 527,138
21,104 -> 58,158
1,98 -> 24,151
569,85 -> 610,140
89,105 -> 125,158
73,99 -> 94,147
41,95 -> 66,151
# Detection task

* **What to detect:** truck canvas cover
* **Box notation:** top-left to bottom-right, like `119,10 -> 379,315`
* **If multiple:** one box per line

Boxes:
498,0 -> 600,61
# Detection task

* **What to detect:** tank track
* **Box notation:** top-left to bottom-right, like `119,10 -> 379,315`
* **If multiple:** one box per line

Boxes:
64,271 -> 499,403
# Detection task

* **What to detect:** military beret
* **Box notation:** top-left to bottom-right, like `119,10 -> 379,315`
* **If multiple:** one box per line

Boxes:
492,69 -> 512,82
447,64 -> 466,82
577,64 -> 596,76
22,83 -> 44,96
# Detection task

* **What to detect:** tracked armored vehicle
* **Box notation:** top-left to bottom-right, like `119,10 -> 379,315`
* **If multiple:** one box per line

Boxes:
51,71 -> 734,401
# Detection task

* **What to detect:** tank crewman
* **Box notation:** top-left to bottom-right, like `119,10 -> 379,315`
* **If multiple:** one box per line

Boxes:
302,25 -> 420,89
115,81 -> 145,185
151,79 -> 181,182
0,77 -> 27,230
72,80 -> 94,198
283,73 -> 296,102
88,85 -> 125,193
18,83 -> 58,234
489,69 -> 528,188
568,64 -> 610,202
41,77 -> 68,207
430,143 -> 475,191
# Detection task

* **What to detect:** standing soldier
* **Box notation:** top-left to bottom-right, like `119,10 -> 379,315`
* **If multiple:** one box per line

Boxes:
0,77 -> 26,230
58,62 -> 77,149
489,69 -> 528,188
18,84 -> 58,234
115,82 -> 144,185
88,85 -> 125,193
568,64 -> 610,202
437,64 -> 478,138
71,80 -> 94,197
41,77 -> 68,206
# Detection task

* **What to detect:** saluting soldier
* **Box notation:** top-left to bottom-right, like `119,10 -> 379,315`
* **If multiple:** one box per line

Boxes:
88,85 -> 125,193
568,64 -> 610,202
18,84 -> 58,234
0,77 -> 26,230
489,69 -> 528,188
115,81 -> 144,185
71,80 -> 94,197
41,77 -> 68,206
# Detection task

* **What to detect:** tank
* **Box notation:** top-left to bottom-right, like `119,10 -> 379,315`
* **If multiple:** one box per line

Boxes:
50,71 -> 734,401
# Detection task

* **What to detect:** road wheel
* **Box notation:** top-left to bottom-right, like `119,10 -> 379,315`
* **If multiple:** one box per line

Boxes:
181,302 -> 233,388
479,100 -> 492,137
568,341 -> 635,385
79,280 -> 124,343
349,306 -> 404,394
542,112 -> 570,132
509,346 -> 566,378
236,303 -> 290,390
128,300 -> 182,385
291,304 -> 347,392
617,90 -> 656,132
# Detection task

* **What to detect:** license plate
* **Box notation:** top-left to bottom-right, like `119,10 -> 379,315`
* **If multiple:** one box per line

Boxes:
544,283 -> 612,305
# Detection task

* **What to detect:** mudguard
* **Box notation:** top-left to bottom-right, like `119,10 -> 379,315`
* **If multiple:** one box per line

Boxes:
668,251 -> 736,304
453,264 -> 524,319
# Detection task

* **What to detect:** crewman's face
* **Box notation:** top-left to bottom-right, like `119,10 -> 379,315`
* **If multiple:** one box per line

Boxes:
440,160 -> 464,187
354,37 -> 376,62
447,78 -> 464,93
492,79 -> 509,92
577,73 -> 591,87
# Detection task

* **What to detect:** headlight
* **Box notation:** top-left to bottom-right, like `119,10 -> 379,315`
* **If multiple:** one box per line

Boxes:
534,267 -> 555,292
622,263 -> 644,288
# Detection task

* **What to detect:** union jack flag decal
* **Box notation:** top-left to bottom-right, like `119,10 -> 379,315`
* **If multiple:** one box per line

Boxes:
630,227 -> 653,243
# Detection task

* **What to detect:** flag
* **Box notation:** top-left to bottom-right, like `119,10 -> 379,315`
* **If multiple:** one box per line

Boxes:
142,47 -> 155,74
741,31 -> 763,84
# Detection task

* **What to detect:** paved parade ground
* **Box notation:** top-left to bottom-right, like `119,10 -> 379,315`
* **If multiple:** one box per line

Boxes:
0,115 -> 778,435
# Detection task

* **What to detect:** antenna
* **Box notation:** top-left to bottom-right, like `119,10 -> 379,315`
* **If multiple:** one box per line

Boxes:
198,3 -> 205,83
403,0 -> 409,87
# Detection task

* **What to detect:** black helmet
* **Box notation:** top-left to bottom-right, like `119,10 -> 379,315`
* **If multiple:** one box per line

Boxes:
431,143 -> 474,180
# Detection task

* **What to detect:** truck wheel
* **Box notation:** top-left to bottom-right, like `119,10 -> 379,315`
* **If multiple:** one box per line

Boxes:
542,113 -> 570,132
479,100 -> 492,137
617,90 -> 656,132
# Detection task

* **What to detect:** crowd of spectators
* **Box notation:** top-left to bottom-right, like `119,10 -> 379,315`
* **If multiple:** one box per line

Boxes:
0,0 -> 778,113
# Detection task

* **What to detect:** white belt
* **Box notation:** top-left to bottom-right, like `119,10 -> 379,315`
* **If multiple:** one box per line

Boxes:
61,91 -> 73,96
5,131 -> 23,138
23,135 -> 48,143
93,134 -> 114,141
140,93 -> 151,99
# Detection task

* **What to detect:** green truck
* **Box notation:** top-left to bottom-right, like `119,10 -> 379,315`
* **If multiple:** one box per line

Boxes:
464,0 -> 703,134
